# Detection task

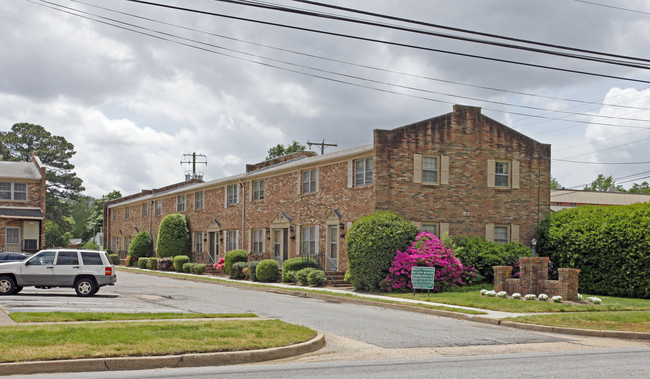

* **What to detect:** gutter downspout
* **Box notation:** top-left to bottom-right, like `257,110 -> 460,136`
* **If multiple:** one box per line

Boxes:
239,180 -> 245,251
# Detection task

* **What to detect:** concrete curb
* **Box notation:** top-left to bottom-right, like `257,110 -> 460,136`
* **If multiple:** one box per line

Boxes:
119,268 -> 650,341
0,331 -> 325,376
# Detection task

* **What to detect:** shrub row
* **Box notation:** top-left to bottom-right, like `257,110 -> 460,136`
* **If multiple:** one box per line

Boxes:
454,237 -> 532,284
537,202 -> 650,298
281,257 -> 318,282
182,262 -> 206,275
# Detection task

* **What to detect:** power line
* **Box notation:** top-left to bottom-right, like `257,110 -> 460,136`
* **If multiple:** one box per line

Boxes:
124,0 -> 650,84
574,0 -> 650,15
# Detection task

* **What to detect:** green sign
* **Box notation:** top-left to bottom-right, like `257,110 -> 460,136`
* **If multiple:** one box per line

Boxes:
411,266 -> 435,290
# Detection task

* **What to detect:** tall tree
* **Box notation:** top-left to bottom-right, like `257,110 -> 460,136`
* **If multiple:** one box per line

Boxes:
266,141 -> 306,160
1,123 -> 85,227
85,190 -> 122,240
628,181 -> 650,194
550,175 -> 562,189
584,174 -> 625,192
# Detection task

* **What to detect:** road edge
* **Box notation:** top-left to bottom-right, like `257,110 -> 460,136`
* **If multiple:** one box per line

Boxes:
0,331 -> 325,375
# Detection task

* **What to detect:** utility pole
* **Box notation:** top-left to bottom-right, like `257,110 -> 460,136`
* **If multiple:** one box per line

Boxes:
307,140 -> 337,155
180,153 -> 207,180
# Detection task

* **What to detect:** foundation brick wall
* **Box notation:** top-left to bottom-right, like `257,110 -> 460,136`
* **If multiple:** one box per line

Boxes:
105,105 -> 551,270
493,257 -> 580,300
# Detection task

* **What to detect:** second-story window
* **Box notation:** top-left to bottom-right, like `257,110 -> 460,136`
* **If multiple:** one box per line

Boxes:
0,182 -> 27,200
227,184 -> 238,205
195,191 -> 204,210
355,158 -> 373,187
302,169 -> 317,194
141,203 -> 148,218
177,195 -> 186,212
125,206 -> 130,220
422,156 -> 439,184
253,180 -> 264,201
155,200 -> 162,215
495,161 -> 510,187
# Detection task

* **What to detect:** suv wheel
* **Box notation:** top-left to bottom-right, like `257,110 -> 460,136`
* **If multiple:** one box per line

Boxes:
0,276 -> 17,295
74,278 -> 97,297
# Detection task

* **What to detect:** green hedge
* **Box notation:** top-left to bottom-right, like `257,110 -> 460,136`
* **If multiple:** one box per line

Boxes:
307,269 -> 327,286
156,213 -> 190,258
281,257 -> 318,282
190,263 -> 206,275
231,261 -> 248,279
454,237 -> 531,283
537,203 -> 650,298
108,254 -> 120,265
173,255 -> 191,273
346,211 -> 418,291
146,257 -> 157,270
129,231 -> 153,258
137,257 -> 148,269
256,259 -> 280,282
225,250 -> 248,276
248,261 -> 262,281
296,267 -> 318,285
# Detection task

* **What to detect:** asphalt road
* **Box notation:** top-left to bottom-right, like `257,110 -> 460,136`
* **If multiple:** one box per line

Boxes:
1,270 -> 563,348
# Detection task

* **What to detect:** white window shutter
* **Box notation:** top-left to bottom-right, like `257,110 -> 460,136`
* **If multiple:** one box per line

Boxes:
413,154 -> 422,184
297,172 -> 302,194
486,223 -> 495,242
441,155 -> 449,185
512,160 -> 520,189
440,223 -> 449,237
248,229 -> 252,251
511,224 -> 520,243
413,221 -> 422,230
315,168 -> 320,192
296,225 -> 301,255
248,181 -> 252,202
315,225 -> 320,254
236,230 -> 240,250
487,159 -> 495,188
347,160 -> 353,188
224,186 -> 227,208
223,231 -> 227,252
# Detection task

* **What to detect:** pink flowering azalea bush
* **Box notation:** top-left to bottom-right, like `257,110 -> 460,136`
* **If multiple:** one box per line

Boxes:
382,232 -> 466,292
213,257 -> 225,271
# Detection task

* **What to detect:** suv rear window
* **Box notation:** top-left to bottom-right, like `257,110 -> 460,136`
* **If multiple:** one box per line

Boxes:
81,252 -> 103,266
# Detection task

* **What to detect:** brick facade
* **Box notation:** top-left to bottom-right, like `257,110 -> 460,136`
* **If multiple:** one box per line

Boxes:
104,105 -> 551,271
0,154 -> 47,252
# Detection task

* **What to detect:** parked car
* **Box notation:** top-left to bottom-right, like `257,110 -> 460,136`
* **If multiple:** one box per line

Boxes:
0,249 -> 116,296
0,252 -> 30,262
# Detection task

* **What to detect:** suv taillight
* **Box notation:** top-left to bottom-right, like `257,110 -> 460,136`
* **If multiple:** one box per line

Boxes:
105,267 -> 113,276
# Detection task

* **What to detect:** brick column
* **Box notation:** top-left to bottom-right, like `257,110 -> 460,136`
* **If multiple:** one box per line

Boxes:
559,268 -> 580,301
519,257 -> 549,295
493,266 -> 512,292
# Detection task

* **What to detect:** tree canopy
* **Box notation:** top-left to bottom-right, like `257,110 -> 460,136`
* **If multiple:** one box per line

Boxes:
583,174 -> 625,192
266,141 -> 306,160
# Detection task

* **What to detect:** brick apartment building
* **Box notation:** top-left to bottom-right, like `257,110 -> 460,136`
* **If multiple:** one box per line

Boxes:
0,154 -> 47,253
104,105 -> 551,271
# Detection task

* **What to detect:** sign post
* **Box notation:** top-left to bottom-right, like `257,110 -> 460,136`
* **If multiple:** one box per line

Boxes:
411,266 -> 435,296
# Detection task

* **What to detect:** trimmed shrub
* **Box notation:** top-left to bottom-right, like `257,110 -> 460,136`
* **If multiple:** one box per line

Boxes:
108,254 -> 120,265
224,250 -> 248,276
346,211 -> 418,291
183,262 -> 192,273
383,232 -> 465,292
231,262 -> 248,279
344,270 -> 352,283
137,257 -> 148,269
296,267 -> 318,285
146,257 -> 157,269
191,263 -> 206,275
307,270 -> 327,286
173,255 -> 191,273
248,261 -> 261,281
286,271 -> 298,283
156,213 -> 190,258
454,237 -> 531,283
281,257 -> 318,282
129,231 -> 153,258
256,259 -> 280,282
537,202 -> 650,298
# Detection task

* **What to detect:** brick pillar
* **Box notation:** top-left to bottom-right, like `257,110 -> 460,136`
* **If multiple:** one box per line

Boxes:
493,266 -> 512,292
519,257 -> 549,295
559,268 -> 580,301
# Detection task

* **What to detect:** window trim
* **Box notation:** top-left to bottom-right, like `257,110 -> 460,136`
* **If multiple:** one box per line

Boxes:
494,160 -> 510,188
195,191 -> 204,210
253,180 -> 265,201
301,169 -> 318,194
141,203 -> 148,218
0,182 -> 28,201
354,157 -> 374,187
155,200 -> 162,216
421,222 -> 439,237
301,225 -> 318,256
252,229 -> 265,254
177,194 -> 186,212
125,206 -> 130,220
493,225 -> 510,245
227,184 -> 239,206
194,231 -> 204,253
422,156 -> 439,184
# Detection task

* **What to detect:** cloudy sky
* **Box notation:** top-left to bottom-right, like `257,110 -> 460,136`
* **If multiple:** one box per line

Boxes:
2,0 -> 650,197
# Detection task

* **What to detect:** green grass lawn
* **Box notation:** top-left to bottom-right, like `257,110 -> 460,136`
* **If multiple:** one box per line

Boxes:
0,319 -> 316,363
508,312 -> 650,333
9,312 -> 257,323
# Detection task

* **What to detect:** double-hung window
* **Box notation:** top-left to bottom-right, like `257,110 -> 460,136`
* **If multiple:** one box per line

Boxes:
141,203 -> 148,218
354,158 -> 373,187
177,195 -> 186,212
195,191 -> 204,210
227,230 -> 238,251
194,231 -> 203,252
302,226 -> 316,256
125,206 -> 130,220
253,180 -> 264,201
495,161 -> 509,188
302,170 -> 317,194
227,184 -> 238,205
252,229 -> 265,254
494,225 -> 509,244
155,200 -> 162,215
421,223 -> 438,237
422,157 -> 438,184
0,182 -> 27,200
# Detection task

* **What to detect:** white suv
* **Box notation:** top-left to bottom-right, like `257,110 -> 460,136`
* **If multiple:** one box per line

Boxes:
0,249 -> 117,297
